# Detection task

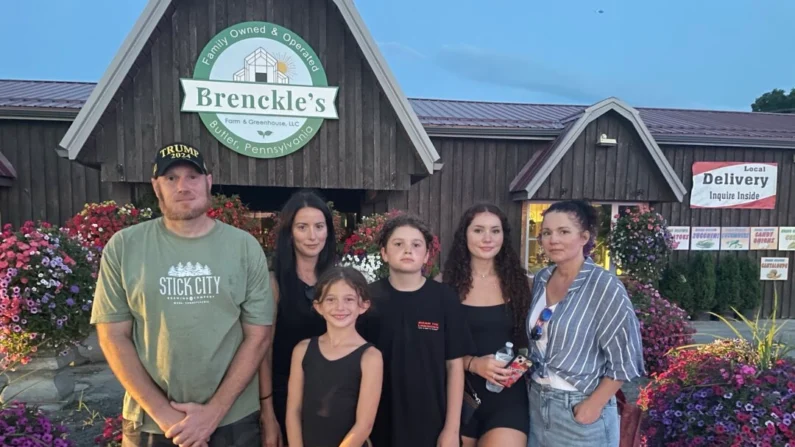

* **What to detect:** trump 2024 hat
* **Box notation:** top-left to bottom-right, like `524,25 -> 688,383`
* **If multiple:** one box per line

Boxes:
152,142 -> 209,178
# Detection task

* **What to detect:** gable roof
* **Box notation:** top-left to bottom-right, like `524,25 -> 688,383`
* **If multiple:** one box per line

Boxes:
57,0 -> 441,173
510,97 -> 688,202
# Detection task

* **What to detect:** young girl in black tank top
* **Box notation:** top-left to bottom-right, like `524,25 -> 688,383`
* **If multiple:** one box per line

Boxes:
286,266 -> 383,447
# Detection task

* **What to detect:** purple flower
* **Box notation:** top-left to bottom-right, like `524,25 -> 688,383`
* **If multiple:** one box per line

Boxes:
65,298 -> 75,307
69,285 -> 79,294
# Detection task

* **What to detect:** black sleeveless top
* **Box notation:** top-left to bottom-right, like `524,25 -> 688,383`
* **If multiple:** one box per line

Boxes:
462,303 -> 528,406
272,269 -> 327,386
300,337 -> 372,447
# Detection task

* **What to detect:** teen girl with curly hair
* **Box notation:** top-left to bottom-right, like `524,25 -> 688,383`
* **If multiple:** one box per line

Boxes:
440,203 -> 532,447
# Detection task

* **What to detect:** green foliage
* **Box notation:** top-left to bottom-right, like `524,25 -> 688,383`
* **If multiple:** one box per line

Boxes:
659,261 -> 695,316
737,256 -> 762,314
714,255 -> 742,315
688,253 -> 716,315
688,291 -> 794,371
751,87 -> 795,113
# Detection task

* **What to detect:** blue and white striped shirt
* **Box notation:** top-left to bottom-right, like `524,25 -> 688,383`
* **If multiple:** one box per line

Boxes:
527,258 -> 645,395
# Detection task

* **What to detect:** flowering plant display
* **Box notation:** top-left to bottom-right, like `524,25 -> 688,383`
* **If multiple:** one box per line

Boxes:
338,254 -> 383,283
623,280 -> 696,376
608,207 -> 676,284
638,339 -> 795,447
342,210 -> 441,280
207,194 -> 260,234
64,201 -> 153,251
0,222 -> 98,369
0,401 -> 75,446
94,414 -> 122,447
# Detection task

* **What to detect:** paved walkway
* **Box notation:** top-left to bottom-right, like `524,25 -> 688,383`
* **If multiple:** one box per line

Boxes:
690,319 -> 795,346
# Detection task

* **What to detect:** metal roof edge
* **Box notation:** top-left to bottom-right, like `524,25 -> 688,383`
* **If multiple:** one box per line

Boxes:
423,125 -> 795,151
423,126 -> 558,140
0,108 -> 79,121
59,0 -> 173,160
654,135 -> 795,150
333,0 -> 440,173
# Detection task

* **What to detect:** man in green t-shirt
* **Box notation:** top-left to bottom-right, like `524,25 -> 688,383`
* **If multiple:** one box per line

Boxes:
91,142 -> 274,447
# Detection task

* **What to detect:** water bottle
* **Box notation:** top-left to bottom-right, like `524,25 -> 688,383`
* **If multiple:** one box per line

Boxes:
486,342 -> 514,393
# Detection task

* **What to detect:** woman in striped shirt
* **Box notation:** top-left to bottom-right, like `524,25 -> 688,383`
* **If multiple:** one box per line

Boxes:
525,200 -> 644,447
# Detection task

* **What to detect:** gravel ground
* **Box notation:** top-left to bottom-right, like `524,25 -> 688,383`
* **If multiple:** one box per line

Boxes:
43,362 -> 125,446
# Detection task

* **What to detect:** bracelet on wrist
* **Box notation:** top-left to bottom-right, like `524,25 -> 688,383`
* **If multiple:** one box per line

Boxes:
260,393 -> 273,401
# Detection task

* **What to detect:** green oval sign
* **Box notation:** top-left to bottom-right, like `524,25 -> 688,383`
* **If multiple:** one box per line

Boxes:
180,21 -> 339,158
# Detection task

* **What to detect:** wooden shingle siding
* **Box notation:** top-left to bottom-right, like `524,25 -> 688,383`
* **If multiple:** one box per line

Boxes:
86,0 -> 423,190
657,145 -> 795,318
369,137 -> 546,265
0,120 -> 110,228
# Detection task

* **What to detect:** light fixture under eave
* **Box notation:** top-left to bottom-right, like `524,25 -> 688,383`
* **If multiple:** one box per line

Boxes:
597,133 -> 617,147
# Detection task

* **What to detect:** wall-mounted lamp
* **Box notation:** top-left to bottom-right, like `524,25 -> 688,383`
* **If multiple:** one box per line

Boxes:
597,133 -> 617,147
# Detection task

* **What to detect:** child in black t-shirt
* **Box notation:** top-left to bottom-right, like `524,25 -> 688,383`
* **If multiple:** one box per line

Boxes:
359,214 -> 475,447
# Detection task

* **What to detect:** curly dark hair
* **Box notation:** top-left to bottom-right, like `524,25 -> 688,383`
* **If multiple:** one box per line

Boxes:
377,213 -> 434,249
442,203 -> 532,349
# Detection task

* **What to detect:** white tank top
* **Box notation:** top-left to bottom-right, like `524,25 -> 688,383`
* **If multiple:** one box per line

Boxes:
528,291 -> 578,391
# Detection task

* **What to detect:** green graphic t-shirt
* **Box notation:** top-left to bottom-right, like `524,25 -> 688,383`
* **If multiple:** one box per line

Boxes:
90,218 -> 274,433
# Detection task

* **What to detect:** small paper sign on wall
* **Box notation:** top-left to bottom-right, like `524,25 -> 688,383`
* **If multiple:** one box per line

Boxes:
720,227 -> 751,250
779,227 -> 795,251
760,257 -> 789,281
750,227 -> 779,250
691,227 -> 721,250
668,227 -> 691,250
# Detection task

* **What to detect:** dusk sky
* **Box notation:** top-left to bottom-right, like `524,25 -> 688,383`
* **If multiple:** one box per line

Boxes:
2,0 -> 793,111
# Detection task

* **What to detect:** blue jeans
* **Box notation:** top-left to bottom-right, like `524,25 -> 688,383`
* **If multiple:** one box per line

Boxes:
527,380 -> 618,447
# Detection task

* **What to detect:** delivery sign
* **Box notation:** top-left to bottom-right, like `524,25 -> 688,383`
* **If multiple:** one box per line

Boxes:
690,162 -> 777,209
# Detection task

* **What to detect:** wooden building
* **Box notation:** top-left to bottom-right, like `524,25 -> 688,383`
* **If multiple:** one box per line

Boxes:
0,81 -> 110,227
1,0 -> 794,317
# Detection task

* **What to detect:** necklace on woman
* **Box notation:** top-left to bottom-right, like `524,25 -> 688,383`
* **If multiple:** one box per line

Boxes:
474,271 -> 494,279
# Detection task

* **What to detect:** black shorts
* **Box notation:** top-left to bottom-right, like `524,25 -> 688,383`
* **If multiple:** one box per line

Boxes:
461,376 -> 529,439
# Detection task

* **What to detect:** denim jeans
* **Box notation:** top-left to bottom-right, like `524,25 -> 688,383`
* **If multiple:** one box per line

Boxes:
122,411 -> 260,447
527,380 -> 619,447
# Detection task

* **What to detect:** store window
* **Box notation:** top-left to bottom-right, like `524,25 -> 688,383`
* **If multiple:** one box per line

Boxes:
525,203 -> 551,274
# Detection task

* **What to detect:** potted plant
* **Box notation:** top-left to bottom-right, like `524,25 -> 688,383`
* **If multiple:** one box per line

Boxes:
64,201 -> 154,252
607,207 -> 676,285
0,401 -> 76,446
623,279 -> 696,376
0,221 -> 98,408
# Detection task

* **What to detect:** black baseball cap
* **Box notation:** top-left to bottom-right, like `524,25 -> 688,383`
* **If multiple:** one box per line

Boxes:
151,142 -> 209,178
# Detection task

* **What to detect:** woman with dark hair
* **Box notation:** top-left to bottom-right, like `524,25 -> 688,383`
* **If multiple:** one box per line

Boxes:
440,203 -> 532,447
259,189 -> 338,447
526,199 -> 644,447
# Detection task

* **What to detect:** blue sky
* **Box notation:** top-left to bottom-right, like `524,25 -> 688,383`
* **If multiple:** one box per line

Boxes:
2,0 -> 793,111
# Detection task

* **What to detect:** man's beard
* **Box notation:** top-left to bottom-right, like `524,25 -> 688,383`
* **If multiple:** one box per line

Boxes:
156,185 -> 212,221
